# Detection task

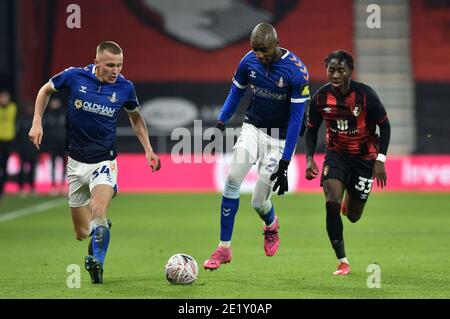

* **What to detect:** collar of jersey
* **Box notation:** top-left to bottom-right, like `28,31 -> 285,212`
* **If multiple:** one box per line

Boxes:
280,48 -> 290,60
90,65 -> 101,83
90,64 -> 109,84
265,48 -> 290,65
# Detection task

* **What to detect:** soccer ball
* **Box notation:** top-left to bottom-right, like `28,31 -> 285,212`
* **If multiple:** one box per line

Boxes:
165,253 -> 199,284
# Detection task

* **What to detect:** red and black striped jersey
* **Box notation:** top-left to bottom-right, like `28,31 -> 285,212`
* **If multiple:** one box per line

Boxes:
307,81 -> 388,160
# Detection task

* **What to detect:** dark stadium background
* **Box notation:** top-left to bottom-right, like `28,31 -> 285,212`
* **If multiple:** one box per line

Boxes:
1,0 -> 450,303
2,0 -> 449,194
2,0 -> 449,152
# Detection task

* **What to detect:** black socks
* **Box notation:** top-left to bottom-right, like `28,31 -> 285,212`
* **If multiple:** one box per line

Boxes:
326,201 -> 346,259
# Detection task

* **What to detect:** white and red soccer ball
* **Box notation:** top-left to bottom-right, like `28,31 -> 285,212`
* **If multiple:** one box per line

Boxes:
165,253 -> 199,284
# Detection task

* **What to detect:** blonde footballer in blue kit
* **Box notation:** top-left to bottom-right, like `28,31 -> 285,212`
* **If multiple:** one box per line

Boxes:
29,41 -> 161,283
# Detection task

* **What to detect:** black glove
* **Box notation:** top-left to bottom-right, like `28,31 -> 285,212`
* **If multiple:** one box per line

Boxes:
210,121 -> 225,155
270,159 -> 290,195
210,121 -> 225,143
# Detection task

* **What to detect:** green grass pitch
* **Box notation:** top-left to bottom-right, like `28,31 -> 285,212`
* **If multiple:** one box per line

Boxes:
0,192 -> 449,298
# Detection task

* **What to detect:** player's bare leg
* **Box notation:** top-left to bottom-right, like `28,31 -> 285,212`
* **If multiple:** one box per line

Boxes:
71,203 -> 111,254
90,184 -> 113,220
345,197 -> 365,223
71,205 -> 91,241
341,191 -> 349,216
323,179 -> 350,275
85,184 -> 114,283
86,184 -> 113,254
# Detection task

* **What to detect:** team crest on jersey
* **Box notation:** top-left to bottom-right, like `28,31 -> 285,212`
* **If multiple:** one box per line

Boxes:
323,166 -> 329,176
125,0 -> 298,50
108,92 -> 118,103
74,99 -> 83,109
351,105 -> 361,117
276,76 -> 286,88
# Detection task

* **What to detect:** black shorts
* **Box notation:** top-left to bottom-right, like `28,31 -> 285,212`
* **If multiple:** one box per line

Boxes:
320,150 -> 375,202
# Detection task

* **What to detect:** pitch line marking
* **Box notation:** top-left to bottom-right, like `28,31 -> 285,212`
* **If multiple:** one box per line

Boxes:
0,198 -> 66,223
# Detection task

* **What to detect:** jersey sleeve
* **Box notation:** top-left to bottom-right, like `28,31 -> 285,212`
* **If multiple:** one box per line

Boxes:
49,67 -> 76,91
123,81 -> 140,112
231,53 -> 250,89
366,86 -> 387,124
291,81 -> 310,104
307,92 -> 322,128
290,59 -> 310,104
280,68 -> 310,161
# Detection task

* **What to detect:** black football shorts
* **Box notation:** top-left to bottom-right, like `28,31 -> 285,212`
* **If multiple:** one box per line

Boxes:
320,150 -> 375,202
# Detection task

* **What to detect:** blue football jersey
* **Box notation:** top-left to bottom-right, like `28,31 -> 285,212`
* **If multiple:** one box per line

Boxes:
50,64 -> 139,163
232,49 -> 310,138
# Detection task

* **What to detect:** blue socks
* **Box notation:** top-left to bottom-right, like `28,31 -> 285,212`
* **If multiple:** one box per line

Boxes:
261,205 -> 275,226
219,196 -> 275,241
92,225 -> 110,265
220,196 -> 239,241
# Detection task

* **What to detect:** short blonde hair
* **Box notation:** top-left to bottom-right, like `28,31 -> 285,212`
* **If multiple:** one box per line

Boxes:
96,41 -> 123,57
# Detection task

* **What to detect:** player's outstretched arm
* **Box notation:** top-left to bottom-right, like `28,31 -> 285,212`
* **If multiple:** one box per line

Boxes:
216,84 -> 246,126
373,117 -> 391,188
304,126 -> 320,180
128,110 -> 161,172
29,82 -> 55,150
208,84 -> 245,152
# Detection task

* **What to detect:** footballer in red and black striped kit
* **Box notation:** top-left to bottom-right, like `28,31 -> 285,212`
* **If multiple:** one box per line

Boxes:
304,50 -> 391,276
307,79 -> 387,161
